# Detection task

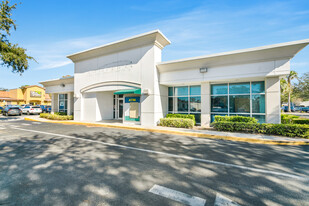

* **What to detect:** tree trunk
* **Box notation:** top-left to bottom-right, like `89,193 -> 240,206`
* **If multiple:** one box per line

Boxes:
288,91 -> 291,112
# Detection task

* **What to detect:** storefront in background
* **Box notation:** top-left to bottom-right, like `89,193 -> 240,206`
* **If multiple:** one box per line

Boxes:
0,85 -> 51,107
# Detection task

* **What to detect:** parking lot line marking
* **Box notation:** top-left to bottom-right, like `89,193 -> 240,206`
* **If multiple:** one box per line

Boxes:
32,122 -> 41,124
12,127 -> 309,181
149,184 -> 206,206
214,193 -> 239,206
21,123 -> 31,126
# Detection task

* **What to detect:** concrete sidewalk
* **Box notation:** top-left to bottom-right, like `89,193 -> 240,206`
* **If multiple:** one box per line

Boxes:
24,116 -> 309,145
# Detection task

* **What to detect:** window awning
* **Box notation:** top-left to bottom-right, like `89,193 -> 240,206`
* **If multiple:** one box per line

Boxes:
114,89 -> 141,95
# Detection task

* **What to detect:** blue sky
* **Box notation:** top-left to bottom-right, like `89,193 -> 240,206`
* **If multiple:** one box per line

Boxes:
1,0 -> 309,89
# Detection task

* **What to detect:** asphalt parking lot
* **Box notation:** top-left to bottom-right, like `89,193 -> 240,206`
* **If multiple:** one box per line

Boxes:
0,116 -> 308,206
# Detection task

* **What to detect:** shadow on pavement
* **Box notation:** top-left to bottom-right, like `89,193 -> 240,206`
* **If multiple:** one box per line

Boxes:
0,129 -> 308,205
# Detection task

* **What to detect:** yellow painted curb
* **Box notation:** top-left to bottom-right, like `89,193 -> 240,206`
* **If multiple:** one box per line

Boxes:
24,117 -> 309,146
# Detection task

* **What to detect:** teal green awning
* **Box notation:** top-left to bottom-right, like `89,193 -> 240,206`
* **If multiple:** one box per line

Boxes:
114,89 -> 141,95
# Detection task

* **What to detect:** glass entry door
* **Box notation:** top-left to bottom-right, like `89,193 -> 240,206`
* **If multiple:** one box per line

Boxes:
113,95 -> 123,120
118,99 -> 123,119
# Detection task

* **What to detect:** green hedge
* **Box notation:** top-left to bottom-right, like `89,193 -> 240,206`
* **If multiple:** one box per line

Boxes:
212,121 -> 309,138
281,114 -> 299,124
214,115 -> 258,123
166,113 -> 196,124
54,112 -> 67,116
40,113 -> 73,120
159,118 -> 194,129
281,114 -> 309,125
293,119 -> 309,124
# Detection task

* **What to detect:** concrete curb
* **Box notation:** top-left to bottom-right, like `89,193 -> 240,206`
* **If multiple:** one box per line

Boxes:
24,117 -> 309,146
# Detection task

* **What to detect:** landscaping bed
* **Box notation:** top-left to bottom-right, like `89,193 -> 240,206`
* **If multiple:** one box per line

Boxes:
212,115 -> 309,138
159,114 -> 195,128
40,113 -> 73,120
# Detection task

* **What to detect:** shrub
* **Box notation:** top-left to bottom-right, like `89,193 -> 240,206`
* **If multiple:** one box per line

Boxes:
292,119 -> 309,125
214,115 -> 258,123
281,114 -> 309,125
281,114 -> 299,124
159,118 -> 194,129
40,113 -> 73,120
212,121 -> 309,138
166,113 -> 196,124
54,112 -> 67,116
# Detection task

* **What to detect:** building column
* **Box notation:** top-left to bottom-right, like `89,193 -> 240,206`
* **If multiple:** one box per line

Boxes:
67,92 -> 73,115
51,93 -> 58,114
266,77 -> 281,124
201,82 -> 211,127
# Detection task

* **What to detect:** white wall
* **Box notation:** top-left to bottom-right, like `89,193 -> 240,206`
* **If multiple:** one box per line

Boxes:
140,45 -> 166,126
266,77 -> 281,124
74,45 -> 154,121
45,84 -> 74,94
96,92 -> 114,121
82,93 -> 97,122
201,82 -> 211,127
160,59 -> 290,85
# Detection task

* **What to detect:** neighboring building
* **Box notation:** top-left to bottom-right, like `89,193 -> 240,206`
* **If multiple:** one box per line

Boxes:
0,85 -> 51,107
40,30 -> 309,126
39,76 -> 74,114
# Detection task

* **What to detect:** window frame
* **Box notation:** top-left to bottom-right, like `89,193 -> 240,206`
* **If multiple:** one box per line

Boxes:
210,81 -> 266,122
168,85 -> 201,124
58,93 -> 68,114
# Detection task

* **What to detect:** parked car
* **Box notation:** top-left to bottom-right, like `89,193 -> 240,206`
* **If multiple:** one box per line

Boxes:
40,105 -> 51,113
302,107 -> 309,113
2,106 -> 22,116
46,106 -> 51,113
0,106 -> 3,113
282,105 -> 295,112
22,105 -> 42,115
294,106 -> 303,112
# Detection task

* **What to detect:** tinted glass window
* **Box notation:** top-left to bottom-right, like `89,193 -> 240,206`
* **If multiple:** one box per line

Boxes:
211,96 -> 228,112
32,106 -> 40,108
168,87 -> 173,96
229,83 -> 250,94
229,95 -> 250,113
252,81 -> 265,93
192,113 -> 201,124
252,95 -> 265,113
211,84 -> 228,95
176,97 -> 188,112
174,86 -> 188,96
190,96 -> 201,112
168,97 -> 173,111
252,115 -> 266,123
190,86 -> 201,96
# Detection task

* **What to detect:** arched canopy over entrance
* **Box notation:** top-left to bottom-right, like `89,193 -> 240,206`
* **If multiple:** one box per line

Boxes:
80,81 -> 142,124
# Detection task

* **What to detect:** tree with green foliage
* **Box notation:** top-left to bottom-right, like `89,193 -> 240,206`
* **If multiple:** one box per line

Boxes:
0,0 -> 34,74
293,72 -> 309,101
280,70 -> 298,112
19,84 -> 29,89
0,87 -> 7,91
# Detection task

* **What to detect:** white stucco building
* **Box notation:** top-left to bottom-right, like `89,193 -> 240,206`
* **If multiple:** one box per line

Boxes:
40,30 -> 309,126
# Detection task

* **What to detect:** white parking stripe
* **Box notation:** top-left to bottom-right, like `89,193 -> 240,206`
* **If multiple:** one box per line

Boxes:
12,127 -> 309,181
149,184 -> 206,206
32,122 -> 41,124
214,193 -> 239,206
21,123 -> 31,126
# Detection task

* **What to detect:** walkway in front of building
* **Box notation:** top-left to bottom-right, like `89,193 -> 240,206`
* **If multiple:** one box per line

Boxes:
23,116 -> 309,145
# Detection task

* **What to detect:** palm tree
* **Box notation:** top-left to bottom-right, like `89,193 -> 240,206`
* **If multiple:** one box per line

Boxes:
281,71 -> 298,112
